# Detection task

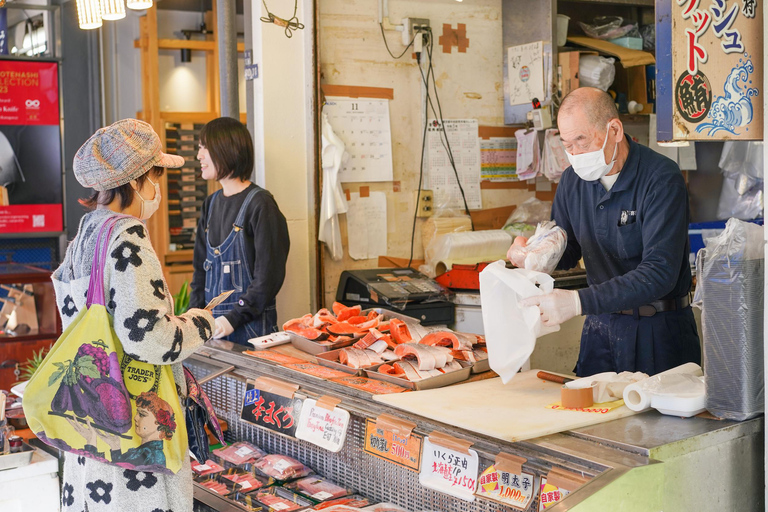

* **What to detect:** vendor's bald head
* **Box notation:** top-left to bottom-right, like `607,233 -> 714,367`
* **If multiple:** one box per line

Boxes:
558,87 -> 619,130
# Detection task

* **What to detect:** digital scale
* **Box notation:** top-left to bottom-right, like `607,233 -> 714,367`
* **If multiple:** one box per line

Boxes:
335,268 -> 455,326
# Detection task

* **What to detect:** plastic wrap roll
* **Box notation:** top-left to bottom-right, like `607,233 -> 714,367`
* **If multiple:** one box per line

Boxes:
426,230 -> 512,272
622,362 -> 703,412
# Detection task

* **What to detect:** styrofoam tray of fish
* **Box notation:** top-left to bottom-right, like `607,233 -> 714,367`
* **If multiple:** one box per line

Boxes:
315,349 -> 376,376
287,331 -> 360,355
0,442 -> 34,471
362,308 -> 422,326
365,361 -> 471,391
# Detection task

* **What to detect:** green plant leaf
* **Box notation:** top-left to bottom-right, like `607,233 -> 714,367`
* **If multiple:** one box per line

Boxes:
77,358 -> 100,379
173,280 -> 191,316
48,368 -> 66,386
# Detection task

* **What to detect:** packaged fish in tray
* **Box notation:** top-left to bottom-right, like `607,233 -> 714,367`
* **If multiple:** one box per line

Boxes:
213,441 -> 267,465
312,494 -> 373,510
191,458 -> 226,478
253,454 -> 314,482
250,486 -> 314,512
230,491 -> 267,511
283,476 -> 353,503
196,476 -> 239,496
218,467 -> 272,492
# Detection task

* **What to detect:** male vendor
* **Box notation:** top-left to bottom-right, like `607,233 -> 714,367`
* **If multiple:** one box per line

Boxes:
510,87 -> 700,377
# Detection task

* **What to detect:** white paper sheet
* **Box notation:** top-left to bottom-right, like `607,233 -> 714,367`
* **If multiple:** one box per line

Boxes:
515,129 -> 539,181
346,191 -> 388,260
678,143 -> 698,170
323,98 -> 394,182
426,119 -> 482,210
507,42 -> 545,106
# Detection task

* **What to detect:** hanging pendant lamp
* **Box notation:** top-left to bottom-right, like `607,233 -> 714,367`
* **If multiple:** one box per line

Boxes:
126,0 -> 153,10
101,0 -> 126,20
76,0 -> 102,29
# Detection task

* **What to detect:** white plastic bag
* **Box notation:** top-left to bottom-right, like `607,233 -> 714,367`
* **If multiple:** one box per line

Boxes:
541,129 -> 570,182
319,112 -> 349,260
510,221 -> 567,274
479,261 -> 560,383
579,55 -> 616,91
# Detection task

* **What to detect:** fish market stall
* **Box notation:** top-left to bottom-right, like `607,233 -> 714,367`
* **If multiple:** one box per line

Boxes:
185,335 -> 763,512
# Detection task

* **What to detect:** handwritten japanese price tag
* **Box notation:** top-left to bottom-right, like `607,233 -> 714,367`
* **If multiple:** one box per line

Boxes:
363,418 -> 423,472
240,382 -> 303,437
419,437 -> 479,501
476,465 -> 536,510
295,398 -> 350,452
538,477 -> 570,511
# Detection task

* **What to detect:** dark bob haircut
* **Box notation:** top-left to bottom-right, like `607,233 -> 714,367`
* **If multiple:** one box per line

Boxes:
199,117 -> 254,181
79,166 -> 165,210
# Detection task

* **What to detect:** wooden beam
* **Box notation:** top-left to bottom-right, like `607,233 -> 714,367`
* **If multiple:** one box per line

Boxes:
133,39 -> 245,53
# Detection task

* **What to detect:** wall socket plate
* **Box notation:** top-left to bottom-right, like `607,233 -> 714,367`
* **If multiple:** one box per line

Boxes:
416,189 -> 434,217
402,17 -> 430,46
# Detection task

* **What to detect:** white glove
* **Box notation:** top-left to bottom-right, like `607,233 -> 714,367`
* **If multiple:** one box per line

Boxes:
506,236 -> 528,268
519,289 -> 582,327
213,316 -> 234,339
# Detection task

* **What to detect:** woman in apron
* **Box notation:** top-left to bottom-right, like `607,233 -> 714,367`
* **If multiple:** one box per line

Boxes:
190,117 -> 290,345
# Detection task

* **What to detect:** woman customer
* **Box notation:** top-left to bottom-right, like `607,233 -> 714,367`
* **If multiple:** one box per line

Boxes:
190,117 -> 290,345
53,119 -> 215,511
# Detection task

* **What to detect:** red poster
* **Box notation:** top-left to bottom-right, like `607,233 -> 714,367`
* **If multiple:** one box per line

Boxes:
0,60 -> 62,234
0,61 -> 59,126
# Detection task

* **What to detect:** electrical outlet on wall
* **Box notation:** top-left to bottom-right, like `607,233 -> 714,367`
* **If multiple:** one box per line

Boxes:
402,17 -> 430,46
416,190 -> 434,218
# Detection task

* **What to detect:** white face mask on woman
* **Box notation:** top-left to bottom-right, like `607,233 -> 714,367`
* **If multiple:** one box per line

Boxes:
566,124 -> 618,182
132,177 -> 161,220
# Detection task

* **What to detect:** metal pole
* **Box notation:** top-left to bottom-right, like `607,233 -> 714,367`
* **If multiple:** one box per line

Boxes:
217,0 -> 239,119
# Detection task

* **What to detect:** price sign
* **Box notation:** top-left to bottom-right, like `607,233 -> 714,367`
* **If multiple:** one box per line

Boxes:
363,417 -> 423,472
295,397 -> 350,452
419,436 -> 479,502
240,379 -> 303,437
538,477 -> 569,510
537,468 -> 587,510
477,465 -> 536,510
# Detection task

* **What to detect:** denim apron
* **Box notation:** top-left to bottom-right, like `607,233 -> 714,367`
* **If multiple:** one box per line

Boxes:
203,188 -> 278,345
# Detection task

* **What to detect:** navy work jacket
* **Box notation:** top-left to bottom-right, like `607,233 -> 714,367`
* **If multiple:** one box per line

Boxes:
553,135 -> 692,315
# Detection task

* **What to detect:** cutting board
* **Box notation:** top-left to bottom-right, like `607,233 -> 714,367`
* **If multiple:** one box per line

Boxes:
373,370 -> 639,443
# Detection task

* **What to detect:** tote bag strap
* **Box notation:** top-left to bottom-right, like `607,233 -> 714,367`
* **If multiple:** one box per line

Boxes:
86,214 -> 134,308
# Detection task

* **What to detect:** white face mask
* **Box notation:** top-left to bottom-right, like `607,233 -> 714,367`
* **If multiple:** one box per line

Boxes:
566,125 -> 618,182
133,177 -> 161,220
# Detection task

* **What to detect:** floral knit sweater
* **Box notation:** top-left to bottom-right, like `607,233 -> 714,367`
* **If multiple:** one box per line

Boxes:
52,209 -> 214,512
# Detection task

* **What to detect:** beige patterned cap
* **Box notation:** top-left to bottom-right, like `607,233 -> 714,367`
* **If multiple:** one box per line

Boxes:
73,119 -> 184,191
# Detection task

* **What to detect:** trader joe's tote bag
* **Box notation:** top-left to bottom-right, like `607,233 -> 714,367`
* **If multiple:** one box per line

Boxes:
23,215 -> 186,474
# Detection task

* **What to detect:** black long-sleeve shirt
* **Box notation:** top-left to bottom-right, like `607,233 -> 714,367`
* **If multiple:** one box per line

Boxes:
553,136 -> 692,315
190,183 -> 290,330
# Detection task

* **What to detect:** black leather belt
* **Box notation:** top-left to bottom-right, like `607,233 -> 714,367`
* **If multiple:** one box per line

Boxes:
619,295 -> 691,317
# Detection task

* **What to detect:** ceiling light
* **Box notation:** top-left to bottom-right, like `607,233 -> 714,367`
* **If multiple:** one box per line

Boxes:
126,0 -> 153,10
76,0 -> 102,30
101,0 -> 126,20
657,140 -> 691,147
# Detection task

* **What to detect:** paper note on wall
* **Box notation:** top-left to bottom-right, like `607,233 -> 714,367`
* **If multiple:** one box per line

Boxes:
425,119 -> 482,210
507,42 -> 545,106
323,98 -> 394,182
480,137 -> 517,181
346,191 -> 388,260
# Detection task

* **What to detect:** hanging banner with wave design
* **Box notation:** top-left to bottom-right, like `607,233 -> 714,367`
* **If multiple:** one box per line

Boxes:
671,0 -> 762,140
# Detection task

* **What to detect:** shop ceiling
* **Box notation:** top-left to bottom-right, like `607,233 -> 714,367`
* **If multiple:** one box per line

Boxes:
155,0 -> 244,15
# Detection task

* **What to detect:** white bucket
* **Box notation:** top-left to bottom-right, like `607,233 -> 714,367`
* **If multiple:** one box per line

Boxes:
557,14 -> 570,47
